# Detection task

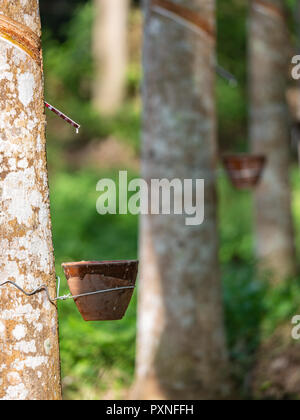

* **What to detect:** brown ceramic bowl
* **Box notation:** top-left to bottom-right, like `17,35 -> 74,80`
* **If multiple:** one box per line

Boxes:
222,154 -> 266,189
62,260 -> 138,321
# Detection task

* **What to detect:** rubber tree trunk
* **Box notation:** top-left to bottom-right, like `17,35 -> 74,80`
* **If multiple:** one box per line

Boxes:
0,0 -> 61,400
249,0 -> 297,281
132,0 -> 231,400
92,0 -> 129,115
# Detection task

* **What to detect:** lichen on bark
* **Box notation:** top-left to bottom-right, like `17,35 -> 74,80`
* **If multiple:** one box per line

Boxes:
0,0 -> 61,400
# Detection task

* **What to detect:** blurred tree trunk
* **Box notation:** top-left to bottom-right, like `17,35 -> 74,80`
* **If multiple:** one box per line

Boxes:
92,0 -> 129,115
249,0 -> 296,281
132,0 -> 231,400
0,0 -> 61,400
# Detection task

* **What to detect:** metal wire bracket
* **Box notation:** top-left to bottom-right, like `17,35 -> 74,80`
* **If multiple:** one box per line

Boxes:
0,276 -> 135,304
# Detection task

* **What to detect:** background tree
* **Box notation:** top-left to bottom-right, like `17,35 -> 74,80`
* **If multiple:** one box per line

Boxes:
132,0 -> 232,399
92,0 -> 130,115
249,0 -> 297,281
0,0 -> 61,400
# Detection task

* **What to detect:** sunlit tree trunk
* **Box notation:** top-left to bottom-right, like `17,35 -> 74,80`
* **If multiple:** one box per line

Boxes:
249,0 -> 296,281
92,0 -> 129,115
0,0 -> 61,400
132,0 -> 231,400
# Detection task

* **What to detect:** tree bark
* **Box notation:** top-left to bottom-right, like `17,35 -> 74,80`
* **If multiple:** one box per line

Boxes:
132,0 -> 231,400
249,0 -> 297,281
92,0 -> 129,115
0,0 -> 61,400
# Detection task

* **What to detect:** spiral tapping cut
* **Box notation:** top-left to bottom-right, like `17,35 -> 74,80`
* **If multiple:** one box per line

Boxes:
150,0 -> 237,85
0,14 -> 41,65
0,15 -> 81,133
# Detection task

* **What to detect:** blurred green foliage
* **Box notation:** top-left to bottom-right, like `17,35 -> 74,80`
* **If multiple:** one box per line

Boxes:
40,0 -> 300,400
217,0 -> 247,151
220,170 -> 300,395
50,170 -> 138,399
44,3 -> 93,101
48,167 -> 300,399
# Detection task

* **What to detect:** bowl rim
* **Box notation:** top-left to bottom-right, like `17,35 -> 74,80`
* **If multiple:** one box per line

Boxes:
62,260 -> 138,268
222,153 -> 266,161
